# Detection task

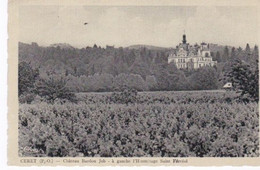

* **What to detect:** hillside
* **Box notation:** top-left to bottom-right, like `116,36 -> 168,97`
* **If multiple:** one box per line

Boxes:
50,43 -> 75,49
127,44 -> 170,51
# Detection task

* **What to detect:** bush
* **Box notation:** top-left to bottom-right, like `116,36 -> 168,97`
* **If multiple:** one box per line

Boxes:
110,86 -> 138,104
19,92 -> 36,104
31,95 -> 48,104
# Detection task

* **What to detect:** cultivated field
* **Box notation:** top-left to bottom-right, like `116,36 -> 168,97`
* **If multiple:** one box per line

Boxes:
19,91 -> 259,157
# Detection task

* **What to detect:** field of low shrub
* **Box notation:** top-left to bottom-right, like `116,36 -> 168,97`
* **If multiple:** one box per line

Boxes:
19,91 -> 259,157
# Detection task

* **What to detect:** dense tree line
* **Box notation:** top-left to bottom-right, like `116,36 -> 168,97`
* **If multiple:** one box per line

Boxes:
18,42 -> 258,102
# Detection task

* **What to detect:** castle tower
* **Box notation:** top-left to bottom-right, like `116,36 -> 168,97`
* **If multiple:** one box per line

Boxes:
182,34 -> 187,44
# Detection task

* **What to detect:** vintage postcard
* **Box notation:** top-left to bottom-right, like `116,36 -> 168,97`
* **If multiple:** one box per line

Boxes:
8,0 -> 260,166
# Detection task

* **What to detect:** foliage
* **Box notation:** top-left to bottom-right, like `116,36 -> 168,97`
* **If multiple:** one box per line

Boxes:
145,75 -> 158,91
34,74 -> 76,103
188,66 -> 219,90
18,62 -> 39,96
19,91 -> 259,157
110,86 -> 138,104
225,59 -> 259,102
19,92 -> 36,104
113,73 -> 148,91
19,42 -> 258,94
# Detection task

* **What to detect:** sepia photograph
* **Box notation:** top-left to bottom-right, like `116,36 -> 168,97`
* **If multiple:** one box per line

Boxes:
8,0 -> 260,165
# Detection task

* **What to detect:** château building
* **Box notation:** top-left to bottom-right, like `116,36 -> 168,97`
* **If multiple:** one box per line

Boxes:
168,34 -> 217,69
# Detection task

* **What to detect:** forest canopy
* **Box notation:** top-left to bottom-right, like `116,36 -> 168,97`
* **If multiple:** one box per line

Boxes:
19,42 -> 258,94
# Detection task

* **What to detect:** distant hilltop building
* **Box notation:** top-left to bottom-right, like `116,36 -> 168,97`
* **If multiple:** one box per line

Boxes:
168,34 -> 217,69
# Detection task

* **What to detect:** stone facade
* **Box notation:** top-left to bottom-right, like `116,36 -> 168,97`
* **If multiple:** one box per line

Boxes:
168,35 -> 217,69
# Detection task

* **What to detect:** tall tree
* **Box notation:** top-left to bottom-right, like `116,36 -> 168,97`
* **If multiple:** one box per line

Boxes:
18,62 -> 39,96
252,45 -> 259,61
34,74 -> 76,103
129,53 -> 151,79
245,43 -> 251,54
223,46 -> 229,62
188,66 -> 219,90
145,75 -> 158,91
215,51 -> 221,63
155,67 -> 169,90
230,47 -> 236,60
237,47 -> 243,52
226,59 -> 258,102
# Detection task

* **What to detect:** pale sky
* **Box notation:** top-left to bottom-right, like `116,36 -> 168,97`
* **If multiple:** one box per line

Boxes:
19,6 -> 258,48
